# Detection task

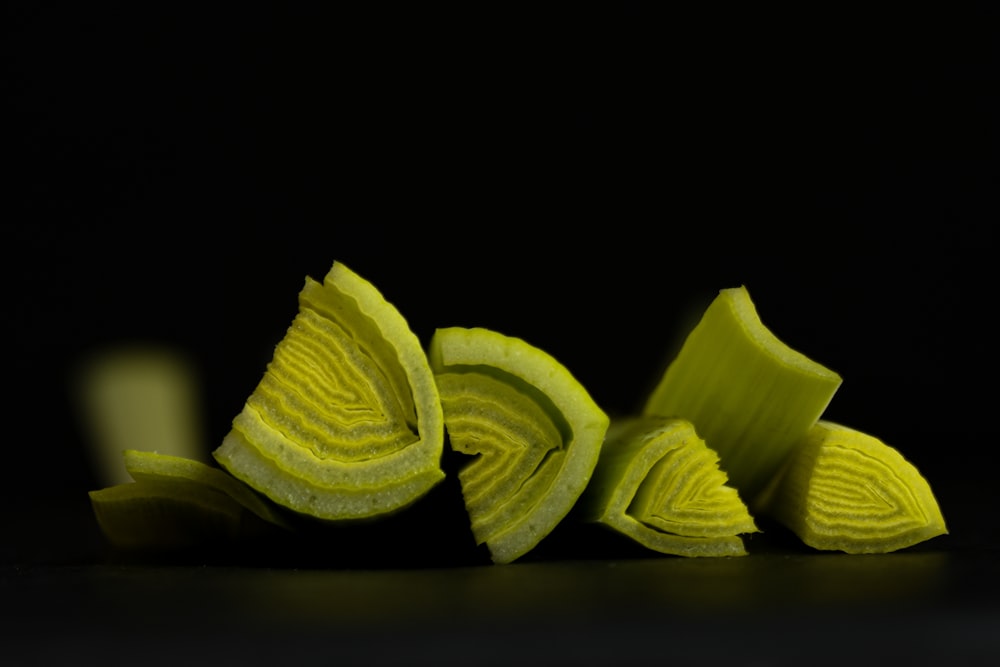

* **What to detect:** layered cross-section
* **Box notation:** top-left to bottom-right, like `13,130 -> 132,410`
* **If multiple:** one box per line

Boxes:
213,262 -> 445,521
580,417 -> 758,557
428,327 -> 609,564
756,420 -> 948,553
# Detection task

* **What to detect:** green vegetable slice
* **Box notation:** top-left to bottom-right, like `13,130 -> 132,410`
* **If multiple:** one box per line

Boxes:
213,261 -> 445,521
579,416 -> 758,557
89,450 -> 290,550
643,286 -> 843,504
428,327 -> 609,564
123,449 -> 290,528
755,420 -> 948,553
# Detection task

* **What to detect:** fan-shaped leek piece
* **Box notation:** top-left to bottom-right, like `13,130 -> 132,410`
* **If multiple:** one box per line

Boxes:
90,450 -> 290,550
756,420 -> 948,553
428,327 -> 610,564
643,286 -> 842,504
213,261 -> 445,521
579,416 -> 758,557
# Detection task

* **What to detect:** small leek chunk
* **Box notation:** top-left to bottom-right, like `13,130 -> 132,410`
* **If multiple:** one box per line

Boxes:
643,286 -> 843,503
213,261 -> 445,521
756,420 -> 948,553
578,416 -> 758,557
428,327 -> 610,564
89,450 -> 290,550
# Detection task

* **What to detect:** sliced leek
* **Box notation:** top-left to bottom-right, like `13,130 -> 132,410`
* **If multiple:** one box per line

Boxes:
428,327 -> 609,564
213,261 -> 445,521
643,286 -> 843,504
90,450 -> 290,550
123,449 -> 290,528
756,420 -> 948,553
579,416 -> 758,557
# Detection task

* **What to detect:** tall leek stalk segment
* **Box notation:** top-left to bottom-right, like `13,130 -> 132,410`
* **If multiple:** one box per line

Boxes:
755,421 -> 948,553
428,327 -> 609,564
579,416 -> 758,557
213,262 -> 446,521
643,286 -> 843,505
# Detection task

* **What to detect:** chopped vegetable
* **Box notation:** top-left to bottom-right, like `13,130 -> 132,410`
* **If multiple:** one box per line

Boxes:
642,286 -> 843,504
755,420 -> 948,553
85,264 -> 948,562
428,327 -> 609,564
578,416 -> 758,557
89,450 -> 290,550
213,261 -> 445,521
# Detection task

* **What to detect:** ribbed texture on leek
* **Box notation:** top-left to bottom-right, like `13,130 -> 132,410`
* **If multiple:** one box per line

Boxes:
428,327 -> 609,564
579,417 -> 758,557
89,450 -> 290,550
756,420 -> 948,553
643,286 -> 842,504
213,262 -> 445,521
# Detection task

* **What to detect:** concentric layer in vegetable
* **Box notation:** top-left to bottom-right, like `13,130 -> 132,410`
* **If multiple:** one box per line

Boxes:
580,416 -> 758,557
756,420 -> 948,553
213,261 -> 445,521
429,326 -> 609,564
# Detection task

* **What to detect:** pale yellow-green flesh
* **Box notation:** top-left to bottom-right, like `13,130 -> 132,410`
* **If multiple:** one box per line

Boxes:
580,417 -> 758,557
643,286 -> 842,504
757,420 -> 948,553
213,262 -> 445,521
429,327 -> 609,564
89,450 -> 290,550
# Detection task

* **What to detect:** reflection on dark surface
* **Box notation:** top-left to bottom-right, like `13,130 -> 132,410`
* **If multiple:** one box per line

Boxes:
4,547 -> 994,665
2,426 -> 996,665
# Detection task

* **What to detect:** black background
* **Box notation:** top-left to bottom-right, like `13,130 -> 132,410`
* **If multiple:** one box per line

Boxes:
5,3 -> 998,664
4,3 -> 999,658
9,4 -> 996,507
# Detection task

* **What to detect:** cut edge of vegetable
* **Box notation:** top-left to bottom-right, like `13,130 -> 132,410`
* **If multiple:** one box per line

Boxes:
580,416 -> 758,557
429,326 -> 610,564
756,419 -> 948,554
212,261 -> 446,522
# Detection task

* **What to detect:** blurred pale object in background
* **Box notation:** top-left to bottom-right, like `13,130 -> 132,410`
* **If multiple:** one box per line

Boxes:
74,345 -> 208,487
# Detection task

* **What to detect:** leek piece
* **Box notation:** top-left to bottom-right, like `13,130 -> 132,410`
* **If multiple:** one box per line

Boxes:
90,482 -> 248,550
428,327 -> 610,564
123,449 -> 290,529
213,261 -> 445,521
90,450 -> 290,550
756,420 -> 948,553
578,416 -> 758,557
642,286 -> 843,503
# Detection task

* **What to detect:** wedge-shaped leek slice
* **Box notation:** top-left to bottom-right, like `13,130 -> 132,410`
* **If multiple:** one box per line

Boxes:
213,261 -> 445,521
756,420 -> 948,553
90,449 -> 290,550
579,416 -> 758,557
643,286 -> 843,504
428,327 -> 609,564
